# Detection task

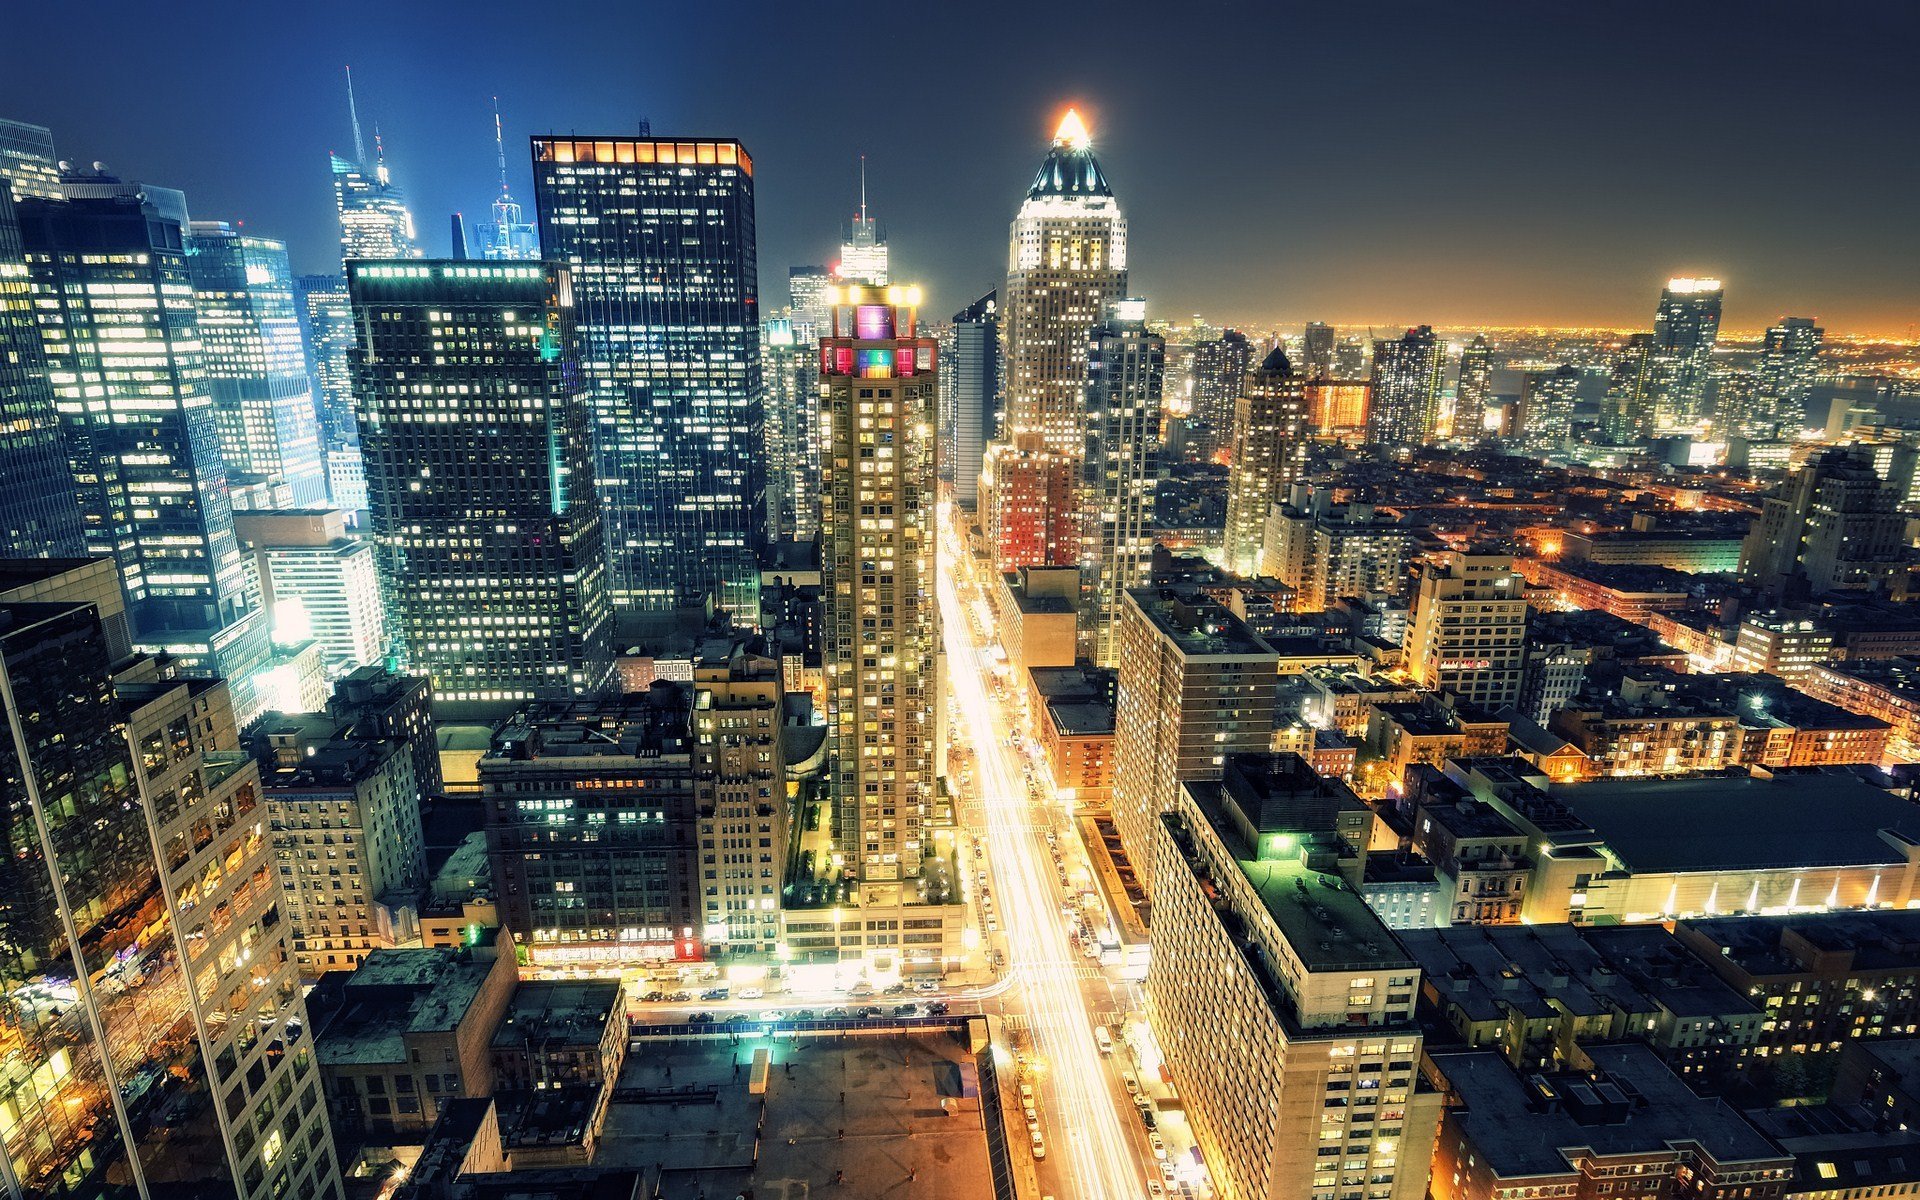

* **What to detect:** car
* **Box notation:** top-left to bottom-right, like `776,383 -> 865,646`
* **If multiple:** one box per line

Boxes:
893,1003 -> 919,1017
667,991 -> 692,1003
883,983 -> 907,996
700,987 -> 729,1001
1019,1083 -> 1034,1100
687,1011 -> 714,1024
724,1013 -> 751,1026
1159,1160 -> 1177,1182
737,987 -> 765,1000
791,1009 -> 816,1021
1133,1093 -> 1152,1111
847,982 -> 875,998
1149,1133 -> 1167,1160
825,1007 -> 850,1019
1025,1112 -> 1040,1131
1121,1073 -> 1138,1095
1140,1108 -> 1157,1130
761,1010 -> 786,1022
914,979 -> 939,992
1030,1133 -> 1046,1161
640,989 -> 666,1003
858,1005 -> 884,1018
1148,1183 -> 1166,1200
926,1001 -> 950,1016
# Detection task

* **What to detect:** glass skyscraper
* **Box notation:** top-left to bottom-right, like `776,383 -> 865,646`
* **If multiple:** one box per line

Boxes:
531,136 -> 764,618
1083,297 -> 1164,665
1367,325 -> 1446,446
760,316 -> 817,544
0,182 -> 86,557
187,222 -> 328,506
1650,276 -> 1723,429
293,273 -> 357,454
347,259 -> 613,715
946,290 -> 999,509
15,167 -> 269,716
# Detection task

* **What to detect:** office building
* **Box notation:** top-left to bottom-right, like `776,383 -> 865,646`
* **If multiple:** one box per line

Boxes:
692,640 -> 788,957
258,712 -> 427,975
1149,755 -> 1440,1200
1456,334 -> 1494,428
331,72 -> 416,264
348,259 -> 613,714
1188,328 -> 1251,459
531,135 -> 764,618
0,593 -> 341,1200
1083,297 -> 1165,665
1651,276 -> 1724,428
187,221 -> 328,505
1112,587 -> 1278,894
234,508 -> 386,671
1002,109 -> 1128,460
836,165 -> 888,286
0,116 -> 62,201
1427,1044 -> 1792,1200
482,690 -> 701,969
1515,364 -> 1578,450
1601,332 -> 1656,443
985,435 -> 1078,571
1304,378 -> 1370,434
946,290 -> 998,509
819,284 -> 938,883
329,663 -> 440,796
1730,612 -> 1836,681
0,178 -> 85,557
1753,316 -> 1822,435
761,316 -> 815,543
1262,488 -> 1415,611
294,273 -> 357,455
1740,446 -> 1908,600
1223,347 -> 1309,577
1301,320 -> 1335,378
17,164 -> 269,715
1407,551 -> 1526,709
1367,325 -> 1445,445
787,264 -> 833,341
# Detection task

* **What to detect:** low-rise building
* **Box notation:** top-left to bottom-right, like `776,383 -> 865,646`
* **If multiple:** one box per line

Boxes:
1366,699 -> 1509,791
1521,559 -> 1699,623
1549,673 -> 1743,777
1646,608 -> 1736,671
1802,657 -> 1920,762
1560,529 -> 1746,574
1425,1044 -> 1793,1200
1410,795 -> 1530,925
1733,612 -> 1837,682
994,565 -> 1079,677
488,981 -> 625,1092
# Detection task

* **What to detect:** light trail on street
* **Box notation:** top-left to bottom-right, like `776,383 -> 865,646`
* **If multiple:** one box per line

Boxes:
937,502 -> 1149,1200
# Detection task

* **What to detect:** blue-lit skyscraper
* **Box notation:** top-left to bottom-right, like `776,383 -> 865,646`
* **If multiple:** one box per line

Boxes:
15,164 -> 269,716
531,135 -> 764,619
0,172 -> 86,557
468,99 -> 538,261
331,69 -> 417,265
294,273 -> 357,452
946,290 -> 999,509
187,221 -> 328,505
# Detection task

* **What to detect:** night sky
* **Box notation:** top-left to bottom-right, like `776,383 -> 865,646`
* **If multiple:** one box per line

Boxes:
5,1 -> 1916,335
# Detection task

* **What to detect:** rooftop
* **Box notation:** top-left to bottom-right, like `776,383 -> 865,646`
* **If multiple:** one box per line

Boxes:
492,981 -> 621,1052
488,686 -> 693,762
1125,587 -> 1274,660
1537,559 -> 1704,594
313,947 -> 503,1067
1678,909 -> 1920,977
1047,699 -> 1114,738
1431,1043 -> 1787,1177
1556,770 -> 1920,873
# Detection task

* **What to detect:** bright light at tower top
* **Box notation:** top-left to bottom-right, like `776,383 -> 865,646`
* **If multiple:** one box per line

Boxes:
1054,108 -> 1091,149
1667,276 -> 1723,294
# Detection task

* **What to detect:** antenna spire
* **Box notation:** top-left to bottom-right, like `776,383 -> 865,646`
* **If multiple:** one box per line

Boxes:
493,96 -> 509,198
345,65 -> 367,165
859,155 -> 867,223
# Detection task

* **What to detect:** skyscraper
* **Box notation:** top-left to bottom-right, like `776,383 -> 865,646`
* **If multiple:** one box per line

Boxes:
820,284 -> 937,883
1406,550 -> 1526,709
836,159 -> 888,286
187,221 -> 328,505
985,435 -> 1079,571
1002,109 -> 1128,460
1083,297 -> 1164,665
1650,276 -> 1723,428
1753,316 -> 1823,435
0,177 -> 86,557
788,264 -> 833,342
1739,446 -> 1908,600
294,273 -> 357,453
331,69 -> 417,264
348,259 -> 613,714
16,164 -> 269,713
1188,328 -> 1252,460
531,135 -> 764,618
0,579 -> 341,1200
1456,333 -> 1494,429
1601,332 -> 1655,443
1301,320 -> 1335,378
1515,364 -> 1579,451
760,316 -> 817,543
1368,325 -> 1445,446
947,290 -> 999,509
469,99 -> 538,260
1222,347 -> 1310,577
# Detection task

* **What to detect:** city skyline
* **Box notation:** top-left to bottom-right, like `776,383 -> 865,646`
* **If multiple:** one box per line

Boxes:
1,2 -> 1915,336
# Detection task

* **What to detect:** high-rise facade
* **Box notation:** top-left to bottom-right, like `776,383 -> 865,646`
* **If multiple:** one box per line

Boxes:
187,221 -> 328,505
236,508 -> 386,670
348,259 -> 613,713
1367,325 -> 1445,446
1189,328 -> 1252,460
946,290 -> 999,509
1739,446 -> 1908,600
1301,320 -> 1335,378
761,316 -> 817,543
0,590 -> 341,1200
1515,364 -> 1579,451
788,265 -> 833,341
1601,332 -> 1655,443
531,135 -> 764,618
0,177 -> 85,557
1753,315 -> 1822,434
1083,298 -> 1165,665
294,274 -> 357,452
1002,110 -> 1128,461
16,168 -> 268,713
1223,348 -> 1310,577
0,117 -> 62,201
692,641 -> 789,957
985,436 -> 1079,572
837,169 -> 889,286
1112,587 -> 1278,896
1650,276 -> 1723,428
820,285 -> 939,884
1456,333 -> 1494,428
1262,490 -> 1415,611
1406,550 -> 1527,709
